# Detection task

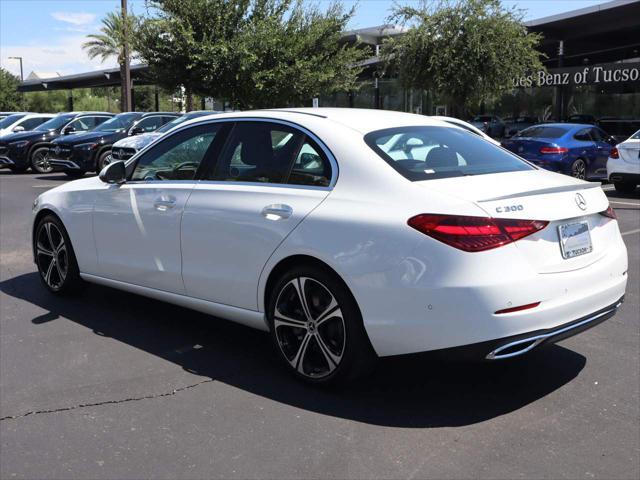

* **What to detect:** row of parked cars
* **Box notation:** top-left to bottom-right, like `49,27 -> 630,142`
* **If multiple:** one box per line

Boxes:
0,110 -> 218,177
1,109 -> 638,193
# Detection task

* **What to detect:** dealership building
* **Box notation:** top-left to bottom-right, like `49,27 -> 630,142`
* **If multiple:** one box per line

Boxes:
17,0 -> 640,135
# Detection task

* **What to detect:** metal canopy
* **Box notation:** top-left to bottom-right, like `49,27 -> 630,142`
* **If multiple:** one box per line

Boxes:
526,0 -> 640,67
17,64 -> 151,92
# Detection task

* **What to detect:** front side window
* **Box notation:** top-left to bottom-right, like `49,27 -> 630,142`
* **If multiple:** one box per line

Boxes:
135,116 -> 166,133
68,116 -> 109,132
365,126 -> 534,181
131,124 -> 219,181
573,129 -> 592,142
210,122 -> 304,184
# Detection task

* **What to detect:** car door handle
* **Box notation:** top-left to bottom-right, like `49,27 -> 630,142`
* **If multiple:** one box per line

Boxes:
154,196 -> 176,211
261,204 -> 293,220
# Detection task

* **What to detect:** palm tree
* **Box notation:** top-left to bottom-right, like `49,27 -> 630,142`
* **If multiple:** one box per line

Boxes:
82,11 -> 137,111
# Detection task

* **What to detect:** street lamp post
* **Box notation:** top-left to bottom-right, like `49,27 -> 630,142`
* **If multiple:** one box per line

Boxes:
8,56 -> 25,110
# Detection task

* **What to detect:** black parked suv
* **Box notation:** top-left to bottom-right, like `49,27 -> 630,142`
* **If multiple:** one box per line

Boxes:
49,111 -> 179,178
0,112 -> 113,173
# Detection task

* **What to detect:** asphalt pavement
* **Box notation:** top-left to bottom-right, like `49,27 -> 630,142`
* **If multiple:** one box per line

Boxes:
1,170 -> 638,479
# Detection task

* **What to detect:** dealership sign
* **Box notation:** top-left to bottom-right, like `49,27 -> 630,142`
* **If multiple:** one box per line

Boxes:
513,62 -> 640,88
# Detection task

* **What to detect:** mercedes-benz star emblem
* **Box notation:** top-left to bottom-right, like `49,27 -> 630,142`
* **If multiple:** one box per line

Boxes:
575,192 -> 587,211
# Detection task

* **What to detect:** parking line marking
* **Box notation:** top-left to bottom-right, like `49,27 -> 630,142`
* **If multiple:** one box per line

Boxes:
602,185 -> 614,191
622,228 -> 640,236
609,200 -> 640,206
32,185 -> 53,188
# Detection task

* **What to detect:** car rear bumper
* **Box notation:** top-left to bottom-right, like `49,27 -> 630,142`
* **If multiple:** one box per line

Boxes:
356,224 -> 628,357
607,156 -> 640,181
413,296 -> 623,361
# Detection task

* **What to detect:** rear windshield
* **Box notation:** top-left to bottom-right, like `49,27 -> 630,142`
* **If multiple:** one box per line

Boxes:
515,125 -> 568,138
365,126 -> 533,181
631,130 -> 640,140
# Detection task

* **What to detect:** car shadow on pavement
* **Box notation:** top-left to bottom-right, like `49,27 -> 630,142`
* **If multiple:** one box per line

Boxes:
1,272 -> 587,428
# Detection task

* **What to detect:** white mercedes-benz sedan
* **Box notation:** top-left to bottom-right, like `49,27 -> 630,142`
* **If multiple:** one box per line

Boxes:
31,108 -> 628,385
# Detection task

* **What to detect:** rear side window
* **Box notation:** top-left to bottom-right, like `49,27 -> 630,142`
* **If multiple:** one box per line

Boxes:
516,126 -> 568,138
209,121 -> 331,186
573,129 -> 592,141
365,126 -> 533,181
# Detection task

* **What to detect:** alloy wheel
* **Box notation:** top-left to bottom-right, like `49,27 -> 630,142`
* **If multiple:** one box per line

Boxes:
571,159 -> 586,180
33,150 -> 53,173
273,277 -> 346,379
99,153 -> 112,171
36,222 -> 68,290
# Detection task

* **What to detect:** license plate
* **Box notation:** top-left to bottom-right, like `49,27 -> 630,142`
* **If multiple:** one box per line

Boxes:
558,221 -> 592,259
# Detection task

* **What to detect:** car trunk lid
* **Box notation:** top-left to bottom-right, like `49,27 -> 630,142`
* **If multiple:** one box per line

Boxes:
618,139 -> 640,164
415,170 -> 615,273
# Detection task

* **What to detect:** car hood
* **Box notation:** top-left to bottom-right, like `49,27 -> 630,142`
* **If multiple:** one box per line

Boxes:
52,130 -> 125,146
112,132 -> 161,149
0,130 -> 57,143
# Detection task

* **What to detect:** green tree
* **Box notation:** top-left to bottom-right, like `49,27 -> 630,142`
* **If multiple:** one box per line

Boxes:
383,0 -> 544,116
137,0 -> 366,110
0,68 -> 21,110
82,11 -> 138,112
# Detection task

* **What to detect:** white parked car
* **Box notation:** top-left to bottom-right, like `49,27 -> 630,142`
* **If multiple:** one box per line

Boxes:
431,115 -> 500,145
0,113 -> 54,137
32,108 -> 628,385
607,129 -> 640,193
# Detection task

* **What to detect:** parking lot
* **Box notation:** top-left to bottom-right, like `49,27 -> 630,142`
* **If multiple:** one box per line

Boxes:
0,170 -> 638,479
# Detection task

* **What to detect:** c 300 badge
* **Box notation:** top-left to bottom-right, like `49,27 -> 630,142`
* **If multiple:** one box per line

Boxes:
496,204 -> 524,213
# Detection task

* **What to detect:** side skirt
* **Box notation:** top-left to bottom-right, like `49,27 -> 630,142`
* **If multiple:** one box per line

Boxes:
80,273 -> 269,332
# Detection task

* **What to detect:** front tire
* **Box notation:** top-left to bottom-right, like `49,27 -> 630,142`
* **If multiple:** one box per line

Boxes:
34,215 -> 82,294
267,265 -> 375,385
613,182 -> 637,194
31,147 -> 53,174
571,158 -> 587,180
96,150 -> 112,172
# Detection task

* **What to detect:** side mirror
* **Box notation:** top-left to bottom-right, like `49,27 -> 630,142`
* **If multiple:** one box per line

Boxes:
62,126 -> 75,135
12,125 -> 25,133
129,126 -> 144,136
99,160 -> 126,184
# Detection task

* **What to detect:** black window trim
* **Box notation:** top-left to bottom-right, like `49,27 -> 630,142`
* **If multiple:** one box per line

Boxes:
126,122 -> 231,183
123,117 -> 338,190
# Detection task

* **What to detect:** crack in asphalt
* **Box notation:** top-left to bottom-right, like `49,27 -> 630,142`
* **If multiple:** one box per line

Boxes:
0,379 -> 214,421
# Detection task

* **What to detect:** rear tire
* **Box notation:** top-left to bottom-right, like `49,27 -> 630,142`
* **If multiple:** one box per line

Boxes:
267,264 -> 376,386
571,158 -> 587,180
31,147 -> 53,174
34,214 -> 83,294
614,182 -> 637,194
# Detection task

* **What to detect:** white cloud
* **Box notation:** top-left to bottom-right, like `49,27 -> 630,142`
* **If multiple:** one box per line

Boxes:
51,12 -> 96,26
0,36 -> 117,79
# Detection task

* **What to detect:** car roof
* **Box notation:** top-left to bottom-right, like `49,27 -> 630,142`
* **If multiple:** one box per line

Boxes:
183,108 -> 452,134
140,111 -> 180,117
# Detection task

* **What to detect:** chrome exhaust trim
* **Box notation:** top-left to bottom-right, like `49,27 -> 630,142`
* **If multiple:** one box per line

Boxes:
486,301 -> 623,360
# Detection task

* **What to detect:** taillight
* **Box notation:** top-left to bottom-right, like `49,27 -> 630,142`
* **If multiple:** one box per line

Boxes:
539,146 -> 569,154
407,214 -> 549,252
609,147 -> 619,159
600,205 -> 617,219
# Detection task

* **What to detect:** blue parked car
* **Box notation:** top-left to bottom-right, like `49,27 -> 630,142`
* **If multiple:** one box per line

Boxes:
501,123 -> 617,180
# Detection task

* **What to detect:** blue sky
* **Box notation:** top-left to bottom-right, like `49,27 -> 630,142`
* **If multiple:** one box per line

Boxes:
1,0 -> 610,78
